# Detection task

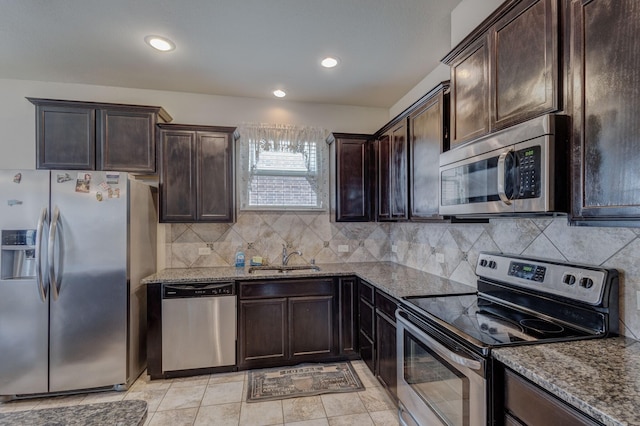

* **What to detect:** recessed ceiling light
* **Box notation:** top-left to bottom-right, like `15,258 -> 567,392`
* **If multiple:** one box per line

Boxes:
321,57 -> 339,68
273,89 -> 286,98
144,35 -> 175,52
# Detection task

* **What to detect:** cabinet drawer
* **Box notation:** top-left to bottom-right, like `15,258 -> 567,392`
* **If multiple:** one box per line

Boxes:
239,279 -> 334,299
359,280 -> 374,304
375,290 -> 398,320
504,369 -> 599,426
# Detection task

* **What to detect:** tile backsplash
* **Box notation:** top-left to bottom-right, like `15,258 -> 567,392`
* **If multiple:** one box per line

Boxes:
166,213 -> 640,339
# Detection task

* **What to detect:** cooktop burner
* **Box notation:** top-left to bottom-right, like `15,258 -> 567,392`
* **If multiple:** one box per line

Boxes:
403,294 -> 590,348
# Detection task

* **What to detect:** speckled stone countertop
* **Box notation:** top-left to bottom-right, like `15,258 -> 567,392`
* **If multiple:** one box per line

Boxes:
492,337 -> 640,426
141,261 -> 476,299
0,399 -> 147,425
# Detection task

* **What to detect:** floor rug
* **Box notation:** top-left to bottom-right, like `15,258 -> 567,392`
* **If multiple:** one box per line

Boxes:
247,362 -> 364,402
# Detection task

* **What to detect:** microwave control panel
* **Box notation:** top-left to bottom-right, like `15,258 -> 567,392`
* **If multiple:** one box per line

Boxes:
516,146 -> 541,199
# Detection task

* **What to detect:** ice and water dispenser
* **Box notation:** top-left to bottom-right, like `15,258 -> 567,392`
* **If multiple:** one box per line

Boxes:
1,229 -> 37,279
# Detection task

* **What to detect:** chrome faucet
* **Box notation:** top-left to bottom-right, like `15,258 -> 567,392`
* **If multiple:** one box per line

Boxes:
282,244 -> 302,265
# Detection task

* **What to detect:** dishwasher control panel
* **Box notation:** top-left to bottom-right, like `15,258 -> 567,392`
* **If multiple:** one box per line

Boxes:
162,282 -> 235,298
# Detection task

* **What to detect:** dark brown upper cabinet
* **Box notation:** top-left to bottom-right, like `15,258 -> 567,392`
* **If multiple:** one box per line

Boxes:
443,0 -> 560,148
27,98 -> 171,172
449,35 -> 491,148
492,0 -> 559,130
377,120 -> 408,221
568,0 -> 640,224
159,124 -> 237,223
409,83 -> 450,220
327,133 -> 374,222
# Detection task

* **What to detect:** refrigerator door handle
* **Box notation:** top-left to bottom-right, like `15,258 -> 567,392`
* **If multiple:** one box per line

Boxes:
35,207 -> 49,302
48,206 -> 62,301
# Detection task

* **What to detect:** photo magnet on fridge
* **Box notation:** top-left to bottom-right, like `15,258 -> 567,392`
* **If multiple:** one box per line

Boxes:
57,173 -> 72,183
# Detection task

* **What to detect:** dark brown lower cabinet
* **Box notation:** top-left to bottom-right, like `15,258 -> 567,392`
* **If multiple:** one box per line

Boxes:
375,289 -> 398,400
375,311 -> 397,397
290,296 -> 333,359
501,367 -> 600,426
239,298 -> 287,364
338,277 -> 359,358
237,278 -> 341,369
358,280 -> 375,372
358,280 -> 398,400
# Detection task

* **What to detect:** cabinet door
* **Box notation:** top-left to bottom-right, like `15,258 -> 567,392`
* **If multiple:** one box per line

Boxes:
289,295 -> 334,360
359,298 -> 375,373
98,109 -> 156,173
409,91 -> 447,220
376,312 -> 397,399
492,0 -> 559,130
160,130 -> 196,222
239,298 -> 287,367
196,131 -> 234,222
570,0 -> 640,223
377,134 -> 391,220
35,104 -> 95,170
378,122 -> 408,221
338,278 -> 358,356
390,122 -> 408,220
451,36 -> 490,147
335,136 -> 372,221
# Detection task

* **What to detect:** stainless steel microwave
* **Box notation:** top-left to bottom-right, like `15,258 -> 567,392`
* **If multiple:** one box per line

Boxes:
439,114 -> 569,217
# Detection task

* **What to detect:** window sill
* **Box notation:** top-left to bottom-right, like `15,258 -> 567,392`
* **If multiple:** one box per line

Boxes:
239,206 -> 328,213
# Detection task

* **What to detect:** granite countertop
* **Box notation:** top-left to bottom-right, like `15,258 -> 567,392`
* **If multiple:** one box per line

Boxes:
492,337 -> 640,426
141,261 -> 476,299
0,399 -> 147,426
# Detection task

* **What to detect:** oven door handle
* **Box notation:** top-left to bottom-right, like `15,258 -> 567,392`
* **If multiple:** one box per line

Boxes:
398,310 -> 483,371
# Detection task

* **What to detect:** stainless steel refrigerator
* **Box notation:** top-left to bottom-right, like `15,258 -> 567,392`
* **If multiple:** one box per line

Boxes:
0,170 -> 157,398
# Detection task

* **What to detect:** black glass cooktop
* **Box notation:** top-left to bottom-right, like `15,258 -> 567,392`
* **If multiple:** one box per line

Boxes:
403,293 -> 593,349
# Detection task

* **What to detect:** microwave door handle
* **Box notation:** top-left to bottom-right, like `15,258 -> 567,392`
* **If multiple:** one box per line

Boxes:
497,151 -> 512,205
35,207 -> 48,302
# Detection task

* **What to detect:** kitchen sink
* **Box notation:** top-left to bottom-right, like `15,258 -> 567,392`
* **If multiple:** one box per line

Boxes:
247,265 -> 321,274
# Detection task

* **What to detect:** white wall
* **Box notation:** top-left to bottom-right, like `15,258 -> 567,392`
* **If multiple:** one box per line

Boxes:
451,0 -> 504,46
389,0 -> 504,118
0,78 -> 389,170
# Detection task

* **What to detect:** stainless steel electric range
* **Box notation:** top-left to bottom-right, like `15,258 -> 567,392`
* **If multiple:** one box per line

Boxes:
395,252 -> 619,426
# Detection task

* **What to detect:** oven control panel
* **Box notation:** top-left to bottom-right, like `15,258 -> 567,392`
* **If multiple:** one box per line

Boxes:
476,252 -> 610,305
508,261 -> 546,282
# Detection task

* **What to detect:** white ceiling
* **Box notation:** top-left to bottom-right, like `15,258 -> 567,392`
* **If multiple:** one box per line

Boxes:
0,0 -> 462,108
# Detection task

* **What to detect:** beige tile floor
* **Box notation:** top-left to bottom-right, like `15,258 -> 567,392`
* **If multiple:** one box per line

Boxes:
0,360 -> 399,426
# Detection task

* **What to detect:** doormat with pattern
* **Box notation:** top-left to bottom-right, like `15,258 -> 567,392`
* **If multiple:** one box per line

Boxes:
246,362 -> 364,402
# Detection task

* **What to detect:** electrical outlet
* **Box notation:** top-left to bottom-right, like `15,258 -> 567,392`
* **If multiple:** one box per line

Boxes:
338,245 -> 349,253
436,253 -> 445,263
391,244 -> 398,253
198,247 -> 212,255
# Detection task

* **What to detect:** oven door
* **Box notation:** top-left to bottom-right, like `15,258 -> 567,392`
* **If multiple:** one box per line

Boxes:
396,309 -> 486,426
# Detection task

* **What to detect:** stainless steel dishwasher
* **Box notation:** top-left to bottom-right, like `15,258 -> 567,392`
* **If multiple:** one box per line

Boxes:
161,282 -> 236,372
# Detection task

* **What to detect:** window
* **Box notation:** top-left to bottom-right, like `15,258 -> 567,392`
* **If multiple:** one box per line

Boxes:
238,124 -> 328,210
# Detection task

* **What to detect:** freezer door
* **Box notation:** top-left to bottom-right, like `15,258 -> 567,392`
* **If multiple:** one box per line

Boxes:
48,171 -> 128,392
0,169 -> 50,396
